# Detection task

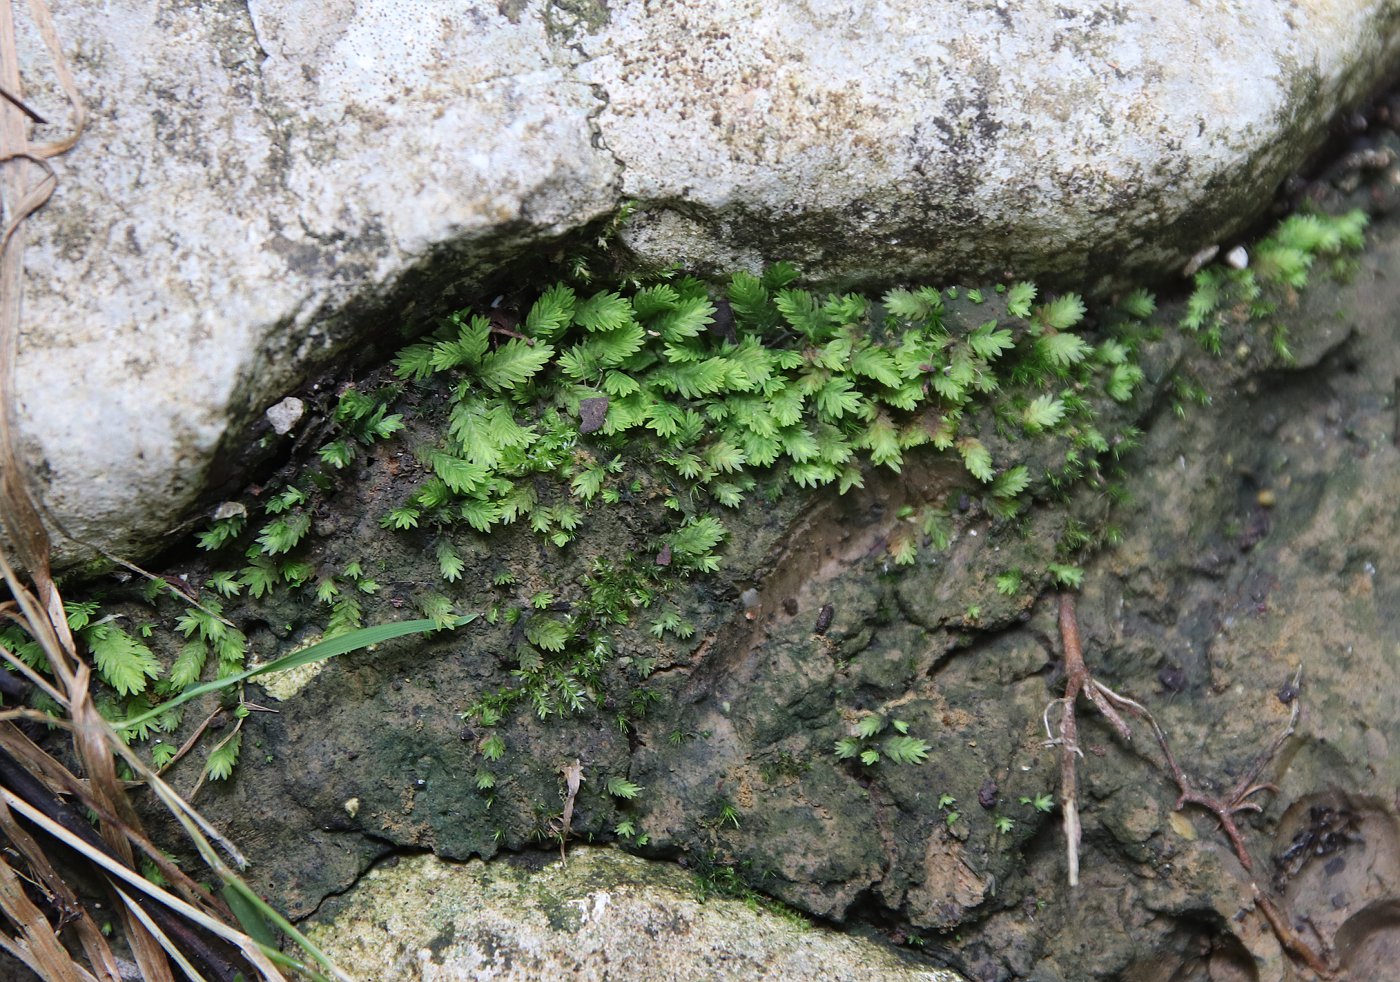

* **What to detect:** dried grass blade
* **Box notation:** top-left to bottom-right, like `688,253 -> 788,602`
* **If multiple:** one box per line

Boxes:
118,888 -> 210,982
112,749 -> 351,981
21,0 -> 86,157
0,788 -> 288,980
0,548 -> 77,693
0,787 -> 83,921
66,906 -> 126,982
0,848 -> 85,982
109,741 -> 251,870
0,722 -> 230,920
123,907 -> 178,982
0,3 -> 296,980
0,631 -> 70,706
0,731 -> 176,982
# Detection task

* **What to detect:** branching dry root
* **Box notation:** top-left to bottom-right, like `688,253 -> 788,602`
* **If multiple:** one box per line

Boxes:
1050,593 -> 1331,978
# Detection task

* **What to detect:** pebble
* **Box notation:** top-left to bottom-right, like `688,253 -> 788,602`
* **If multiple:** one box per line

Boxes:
265,396 -> 305,435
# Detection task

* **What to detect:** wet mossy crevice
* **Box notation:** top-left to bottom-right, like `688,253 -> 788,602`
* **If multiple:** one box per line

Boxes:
14,187 -> 1381,982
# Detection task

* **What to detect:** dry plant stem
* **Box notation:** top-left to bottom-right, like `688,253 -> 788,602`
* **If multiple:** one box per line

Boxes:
1084,669 -> 1299,873
0,790 -> 287,981
0,4 -> 147,971
556,758 -> 584,861
119,893 -> 207,982
1055,594 -> 1262,875
0,737 -> 256,979
1255,888 -> 1336,980
0,726 -> 229,914
0,532 -> 277,978
97,553 -> 237,629
0,6 -> 314,980
1054,593 -> 1086,887
0,851 -> 91,982
1054,595 -> 1330,978
0,797 -> 87,940
0,611 -> 71,703
159,704 -> 228,775
189,715 -> 245,800
1053,593 -> 1133,887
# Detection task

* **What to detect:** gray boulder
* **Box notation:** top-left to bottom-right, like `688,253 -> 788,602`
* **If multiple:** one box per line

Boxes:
17,0 -> 616,564
13,0 -> 1399,563
590,0 -> 1400,284
304,847 -> 965,981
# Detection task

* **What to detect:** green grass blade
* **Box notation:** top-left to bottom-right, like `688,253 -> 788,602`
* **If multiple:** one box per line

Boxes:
220,882 -> 278,951
117,615 -> 474,730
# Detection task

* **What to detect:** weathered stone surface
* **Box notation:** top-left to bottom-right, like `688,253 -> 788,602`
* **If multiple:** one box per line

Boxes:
587,0 -> 1400,285
17,0 -> 617,563
304,848 -> 965,981
13,0 -> 1400,563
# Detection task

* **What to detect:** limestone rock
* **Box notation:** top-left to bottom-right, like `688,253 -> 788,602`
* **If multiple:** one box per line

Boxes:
304,848 -> 965,981
16,0 -> 617,564
585,0 -> 1400,285
12,0 -> 1399,563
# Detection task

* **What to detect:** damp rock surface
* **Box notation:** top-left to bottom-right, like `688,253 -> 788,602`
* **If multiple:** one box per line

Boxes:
159,176 -> 1400,980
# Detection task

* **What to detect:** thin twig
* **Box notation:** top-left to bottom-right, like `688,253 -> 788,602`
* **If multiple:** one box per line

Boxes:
0,81 -> 43,123
1053,596 -> 1084,886
1051,593 -> 1331,977
94,553 -> 237,630
1255,887 -> 1335,979
155,705 -> 226,776
188,716 -> 244,801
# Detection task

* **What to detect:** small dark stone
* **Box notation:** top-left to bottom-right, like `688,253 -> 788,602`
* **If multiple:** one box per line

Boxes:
978,780 -> 998,809
1158,664 -> 1188,693
782,597 -> 799,616
578,396 -> 609,434
814,603 -> 834,635
655,544 -> 672,567
707,299 -> 738,345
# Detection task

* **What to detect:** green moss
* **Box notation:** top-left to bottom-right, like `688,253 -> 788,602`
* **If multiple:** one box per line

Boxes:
26,201 -> 1369,801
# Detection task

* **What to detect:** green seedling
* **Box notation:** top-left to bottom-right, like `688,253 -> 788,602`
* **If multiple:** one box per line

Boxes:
1021,792 -> 1055,813
834,714 -> 931,766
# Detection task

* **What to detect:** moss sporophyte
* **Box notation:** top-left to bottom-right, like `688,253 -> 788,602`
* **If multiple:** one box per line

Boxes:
18,206 -> 1364,786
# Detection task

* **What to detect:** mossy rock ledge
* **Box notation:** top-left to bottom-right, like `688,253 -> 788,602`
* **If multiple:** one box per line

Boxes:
124,180 -> 1400,980
304,847 -> 964,982
18,0 -> 1400,571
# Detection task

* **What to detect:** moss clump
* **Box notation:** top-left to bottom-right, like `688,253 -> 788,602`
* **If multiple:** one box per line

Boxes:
16,204 -> 1368,790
